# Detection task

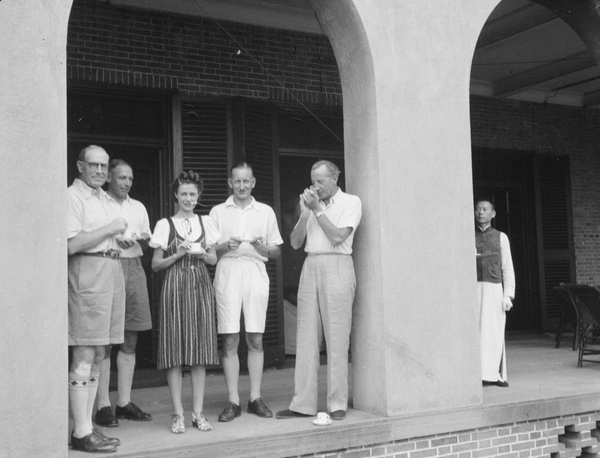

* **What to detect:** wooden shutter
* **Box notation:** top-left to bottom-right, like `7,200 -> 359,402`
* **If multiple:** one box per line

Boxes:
180,97 -> 284,368
535,155 -> 575,331
180,101 -> 229,365
181,101 -> 230,214
233,97 -> 284,367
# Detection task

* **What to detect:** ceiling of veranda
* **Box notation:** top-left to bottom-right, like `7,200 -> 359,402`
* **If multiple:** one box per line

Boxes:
97,0 -> 600,109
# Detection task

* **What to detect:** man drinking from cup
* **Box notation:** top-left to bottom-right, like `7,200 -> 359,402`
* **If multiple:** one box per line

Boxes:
276,160 -> 362,422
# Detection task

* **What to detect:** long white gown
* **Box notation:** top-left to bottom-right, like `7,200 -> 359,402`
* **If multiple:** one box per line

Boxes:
478,232 -> 515,382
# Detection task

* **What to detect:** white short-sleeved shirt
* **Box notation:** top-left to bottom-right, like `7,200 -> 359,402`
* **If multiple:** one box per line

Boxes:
304,188 -> 362,255
149,215 -> 220,251
67,178 -> 120,252
108,195 -> 152,258
209,196 -> 283,263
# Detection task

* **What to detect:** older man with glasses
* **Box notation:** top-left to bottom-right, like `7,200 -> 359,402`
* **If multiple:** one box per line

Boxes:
67,145 -> 128,453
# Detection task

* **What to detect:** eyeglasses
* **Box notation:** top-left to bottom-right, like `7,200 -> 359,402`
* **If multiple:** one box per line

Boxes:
81,161 -> 108,172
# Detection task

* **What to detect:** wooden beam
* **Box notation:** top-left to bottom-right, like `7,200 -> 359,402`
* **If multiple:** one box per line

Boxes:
477,4 -> 558,50
171,93 -> 183,179
584,89 -> 600,107
493,51 -> 596,97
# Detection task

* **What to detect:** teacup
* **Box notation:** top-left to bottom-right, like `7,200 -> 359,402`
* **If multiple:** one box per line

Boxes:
189,242 -> 203,253
122,229 -> 134,239
317,412 -> 330,423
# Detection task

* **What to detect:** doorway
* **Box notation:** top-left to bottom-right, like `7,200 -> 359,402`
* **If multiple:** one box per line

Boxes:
67,86 -> 172,366
473,150 -> 540,331
473,150 -> 575,333
473,184 -> 539,330
67,143 -> 164,366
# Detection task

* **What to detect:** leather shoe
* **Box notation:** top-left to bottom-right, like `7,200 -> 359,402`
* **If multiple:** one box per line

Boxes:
218,402 -> 241,422
95,406 -> 118,427
330,410 -> 346,420
115,402 -> 152,421
71,431 -> 117,453
247,397 -> 273,418
483,380 -> 509,387
275,409 -> 313,419
93,429 -> 120,447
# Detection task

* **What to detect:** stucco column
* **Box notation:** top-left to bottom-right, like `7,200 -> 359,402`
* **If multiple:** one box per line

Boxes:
310,0 -> 502,416
0,1 -> 72,455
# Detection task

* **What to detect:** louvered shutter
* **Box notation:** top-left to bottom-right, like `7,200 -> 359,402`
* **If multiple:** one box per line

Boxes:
181,101 -> 230,214
536,155 -> 575,330
180,101 -> 229,365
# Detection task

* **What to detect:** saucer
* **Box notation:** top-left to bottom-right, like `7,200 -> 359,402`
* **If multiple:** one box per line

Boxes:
188,250 -> 204,255
312,418 -> 332,426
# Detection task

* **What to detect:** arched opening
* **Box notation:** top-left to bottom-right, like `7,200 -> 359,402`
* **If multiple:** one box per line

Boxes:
65,0 -> 350,371
470,0 -> 600,336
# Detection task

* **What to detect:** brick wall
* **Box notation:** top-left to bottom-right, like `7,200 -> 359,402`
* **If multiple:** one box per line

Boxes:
67,0 -> 342,106
300,412 -> 600,458
67,0 -> 600,285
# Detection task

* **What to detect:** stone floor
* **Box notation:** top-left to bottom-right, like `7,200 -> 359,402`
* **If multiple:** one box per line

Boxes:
67,332 -> 600,457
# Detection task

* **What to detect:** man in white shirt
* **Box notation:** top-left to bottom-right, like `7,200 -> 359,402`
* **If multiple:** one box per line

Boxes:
210,162 -> 283,422
95,159 -> 153,427
276,160 -> 362,422
68,145 -> 127,453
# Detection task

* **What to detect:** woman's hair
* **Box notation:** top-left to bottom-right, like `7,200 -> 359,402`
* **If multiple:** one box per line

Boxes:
172,170 -> 203,195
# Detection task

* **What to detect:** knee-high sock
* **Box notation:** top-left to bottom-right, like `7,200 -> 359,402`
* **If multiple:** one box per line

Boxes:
69,371 -> 92,438
222,354 -> 240,404
117,351 -> 136,407
87,372 -> 99,428
96,357 -> 111,409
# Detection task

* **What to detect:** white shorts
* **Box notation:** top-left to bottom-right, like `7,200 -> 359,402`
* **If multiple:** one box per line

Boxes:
214,256 -> 270,334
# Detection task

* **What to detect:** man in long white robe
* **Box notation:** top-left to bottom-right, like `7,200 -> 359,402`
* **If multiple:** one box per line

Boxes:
475,199 -> 515,387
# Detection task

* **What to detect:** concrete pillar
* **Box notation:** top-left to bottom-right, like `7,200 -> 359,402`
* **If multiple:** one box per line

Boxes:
0,1 -> 72,455
310,0 -> 502,416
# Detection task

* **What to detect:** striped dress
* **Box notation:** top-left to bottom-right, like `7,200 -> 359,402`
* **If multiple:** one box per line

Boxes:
156,216 -> 219,369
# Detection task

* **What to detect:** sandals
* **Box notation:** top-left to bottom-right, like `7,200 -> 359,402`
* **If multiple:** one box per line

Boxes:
171,413 -> 185,434
192,412 -> 213,431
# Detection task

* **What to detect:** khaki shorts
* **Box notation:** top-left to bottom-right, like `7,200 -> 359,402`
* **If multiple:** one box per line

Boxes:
121,257 -> 152,332
214,257 -> 269,334
68,255 -> 125,346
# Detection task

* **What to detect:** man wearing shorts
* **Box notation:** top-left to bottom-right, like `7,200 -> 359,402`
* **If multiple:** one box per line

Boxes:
210,162 -> 283,422
95,159 -> 153,427
67,145 -> 127,453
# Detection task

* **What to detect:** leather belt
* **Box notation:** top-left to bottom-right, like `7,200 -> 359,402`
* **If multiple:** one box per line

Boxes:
79,249 -> 121,260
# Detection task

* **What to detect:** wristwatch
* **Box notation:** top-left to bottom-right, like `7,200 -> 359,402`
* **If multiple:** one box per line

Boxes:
315,210 -> 325,218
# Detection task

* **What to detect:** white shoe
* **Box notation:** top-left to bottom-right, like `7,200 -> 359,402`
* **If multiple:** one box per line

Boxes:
171,413 -> 185,434
192,412 -> 212,431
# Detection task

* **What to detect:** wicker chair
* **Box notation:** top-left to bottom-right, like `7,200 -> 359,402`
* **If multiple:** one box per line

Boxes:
558,284 -> 600,367
553,285 -> 581,350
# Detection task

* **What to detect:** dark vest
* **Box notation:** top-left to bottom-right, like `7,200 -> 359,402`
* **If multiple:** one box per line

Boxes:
475,226 -> 502,284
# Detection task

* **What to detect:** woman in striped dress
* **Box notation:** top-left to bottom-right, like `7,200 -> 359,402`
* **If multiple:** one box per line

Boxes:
150,171 -> 220,434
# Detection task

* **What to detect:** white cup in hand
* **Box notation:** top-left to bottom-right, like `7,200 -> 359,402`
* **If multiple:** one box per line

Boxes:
189,242 -> 203,253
